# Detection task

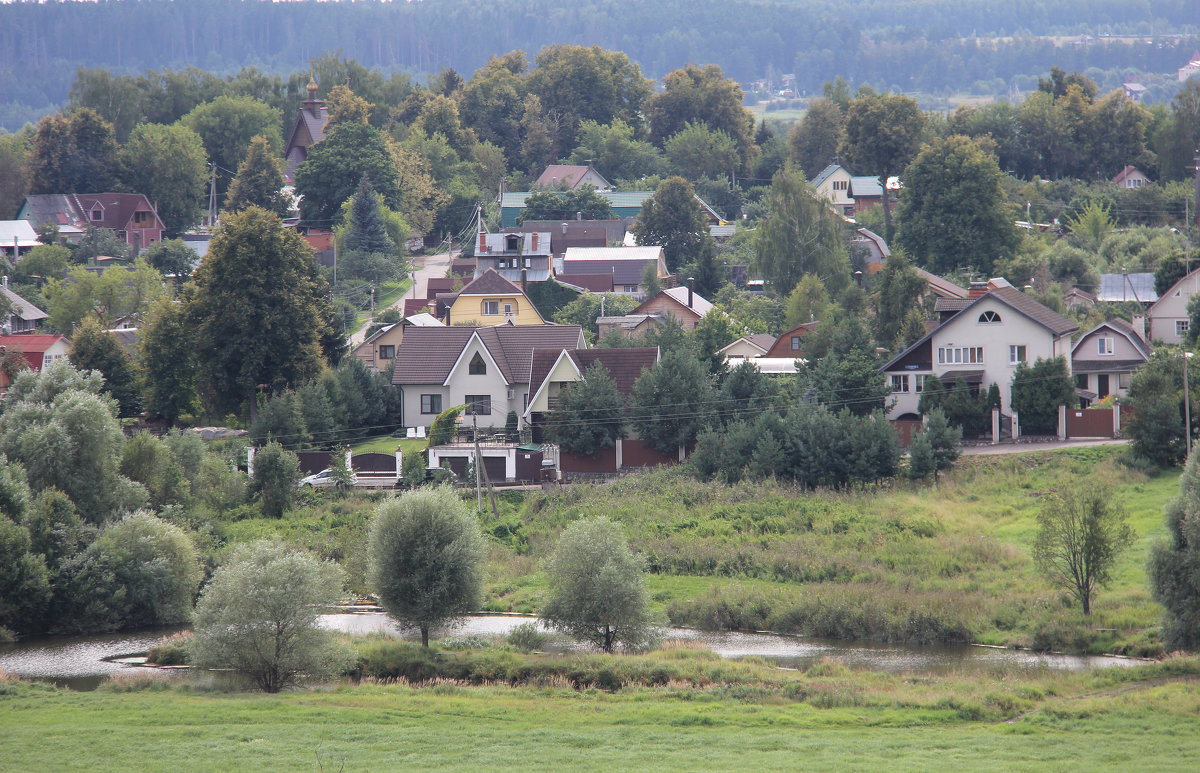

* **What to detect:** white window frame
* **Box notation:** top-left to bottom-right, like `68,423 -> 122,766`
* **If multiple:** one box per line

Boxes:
1009,344 -> 1027,365
1178,320 -> 1190,337
1097,336 -> 1114,356
482,300 -> 499,316
891,375 -> 909,393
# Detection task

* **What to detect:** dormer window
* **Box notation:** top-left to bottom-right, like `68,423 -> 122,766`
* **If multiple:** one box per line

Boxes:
978,310 -> 1001,324
505,234 -> 520,251
91,207 -> 103,222
469,352 -> 486,375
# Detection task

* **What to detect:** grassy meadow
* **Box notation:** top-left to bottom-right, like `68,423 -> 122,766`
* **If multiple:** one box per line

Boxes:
3,652 -> 1200,771
215,445 -> 1179,657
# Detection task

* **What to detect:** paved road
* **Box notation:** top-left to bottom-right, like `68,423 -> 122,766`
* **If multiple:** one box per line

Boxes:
348,248 -> 454,346
960,438 -> 1129,455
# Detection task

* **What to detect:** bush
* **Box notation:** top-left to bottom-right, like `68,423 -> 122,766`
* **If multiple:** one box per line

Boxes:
507,621 -> 549,653
249,441 -> 300,517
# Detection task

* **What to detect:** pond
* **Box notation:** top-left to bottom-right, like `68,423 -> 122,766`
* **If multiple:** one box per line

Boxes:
0,613 -> 1147,691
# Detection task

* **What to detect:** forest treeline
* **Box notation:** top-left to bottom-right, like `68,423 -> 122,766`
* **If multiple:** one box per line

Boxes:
1,0 -> 1198,131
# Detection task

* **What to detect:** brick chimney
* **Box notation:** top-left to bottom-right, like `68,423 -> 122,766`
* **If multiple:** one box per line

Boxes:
479,232 -> 487,252
968,281 -> 988,299
687,277 -> 695,308
531,232 -> 538,251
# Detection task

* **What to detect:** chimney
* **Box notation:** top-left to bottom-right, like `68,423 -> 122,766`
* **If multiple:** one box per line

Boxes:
479,232 -> 486,252
968,281 -> 988,299
576,211 -> 583,221
1132,313 -> 1146,342
531,232 -> 538,251
687,277 -> 694,308
521,268 -> 528,294
561,222 -> 568,234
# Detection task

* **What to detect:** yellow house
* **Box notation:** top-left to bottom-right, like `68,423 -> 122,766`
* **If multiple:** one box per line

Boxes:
444,268 -> 546,326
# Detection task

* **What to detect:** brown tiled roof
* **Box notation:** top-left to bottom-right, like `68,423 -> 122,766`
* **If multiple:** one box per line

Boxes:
987,286 -> 1079,336
570,348 -> 658,395
392,325 -> 584,386
934,297 -> 972,313
747,334 -> 776,352
425,277 -> 457,296
458,268 -> 522,296
73,193 -> 163,232
557,274 -> 614,292
509,219 -> 632,255
403,298 -> 432,317
534,165 -> 611,189
528,347 -> 658,401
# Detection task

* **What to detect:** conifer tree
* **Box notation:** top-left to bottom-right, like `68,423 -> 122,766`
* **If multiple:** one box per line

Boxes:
225,135 -> 290,217
344,175 -> 394,255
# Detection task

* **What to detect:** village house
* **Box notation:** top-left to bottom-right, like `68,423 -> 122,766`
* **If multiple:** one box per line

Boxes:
473,230 -> 553,283
349,312 -> 443,374
534,164 -> 613,191
438,269 -> 546,326
558,246 -> 669,299
1112,165 -> 1150,189
596,283 -> 713,339
1071,318 -> 1151,405
879,279 -> 1079,419
20,193 -> 165,251
504,219 -> 633,256
0,334 -> 69,393
1144,267 -> 1200,344
0,279 -> 48,334
391,324 -> 586,431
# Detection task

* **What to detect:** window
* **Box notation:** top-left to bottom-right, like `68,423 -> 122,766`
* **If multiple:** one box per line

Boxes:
378,344 -> 395,360
891,375 -> 909,393
624,285 -> 638,293
915,374 -> 928,393
483,301 -> 499,315
1097,337 -> 1114,356
420,394 -> 442,414
503,303 -> 514,316
465,395 -> 491,415
1178,320 -> 1190,337
937,346 -> 983,365
1009,345 -> 1027,364
468,352 -> 486,375
791,336 -> 801,350
524,257 -> 532,268
977,310 -> 1001,323
505,234 -> 520,251
91,208 -> 102,221
1076,374 -> 1089,389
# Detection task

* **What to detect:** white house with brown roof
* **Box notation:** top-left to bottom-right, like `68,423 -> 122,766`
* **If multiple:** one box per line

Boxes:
1071,319 -> 1151,403
1112,165 -> 1150,189
391,324 -> 586,430
879,281 -> 1079,419
558,246 -> 669,298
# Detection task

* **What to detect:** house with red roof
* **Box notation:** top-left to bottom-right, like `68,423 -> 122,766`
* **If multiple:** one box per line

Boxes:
20,193 -> 164,249
0,334 -> 69,393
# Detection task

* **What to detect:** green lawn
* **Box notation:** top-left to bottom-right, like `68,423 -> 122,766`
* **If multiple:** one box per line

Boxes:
350,433 -> 425,456
3,656 -> 1199,771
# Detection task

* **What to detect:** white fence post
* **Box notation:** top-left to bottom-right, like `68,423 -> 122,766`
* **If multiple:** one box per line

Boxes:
245,446 -> 255,478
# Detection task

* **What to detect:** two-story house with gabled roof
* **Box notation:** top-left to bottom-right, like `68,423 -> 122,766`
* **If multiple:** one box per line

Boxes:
440,269 -> 547,327
20,193 -> 165,250
1144,267 -> 1200,345
391,324 -> 586,430
879,280 -> 1079,419
1071,318 -> 1152,404
812,164 -> 854,217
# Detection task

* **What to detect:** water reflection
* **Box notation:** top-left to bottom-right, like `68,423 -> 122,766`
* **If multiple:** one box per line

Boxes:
0,613 -> 1145,691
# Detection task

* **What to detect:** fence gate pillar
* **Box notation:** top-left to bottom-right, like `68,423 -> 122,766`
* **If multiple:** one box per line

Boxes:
1011,412 -> 1020,440
615,437 -> 623,470
1113,401 -> 1121,436
395,446 -> 403,476
245,446 -> 255,478
1058,404 -> 1068,441
991,408 -> 1000,445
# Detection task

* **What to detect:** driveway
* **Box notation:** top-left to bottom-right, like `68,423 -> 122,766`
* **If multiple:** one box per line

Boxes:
348,247 -> 454,346
960,438 -> 1129,455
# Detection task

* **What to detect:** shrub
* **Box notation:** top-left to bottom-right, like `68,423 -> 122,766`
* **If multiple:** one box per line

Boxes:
507,621 -> 549,653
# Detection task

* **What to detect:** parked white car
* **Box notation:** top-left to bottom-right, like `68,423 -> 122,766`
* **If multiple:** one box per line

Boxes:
298,468 -> 358,487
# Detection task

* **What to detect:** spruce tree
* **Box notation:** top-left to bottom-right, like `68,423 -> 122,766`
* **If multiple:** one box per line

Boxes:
344,175 -> 394,255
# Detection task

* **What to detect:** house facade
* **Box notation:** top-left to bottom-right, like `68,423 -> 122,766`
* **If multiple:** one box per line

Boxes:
473,231 -> 553,283
443,269 -> 546,326
812,164 -> 854,216
0,281 -> 47,334
0,334 -> 69,393
20,193 -> 165,250
392,324 -> 586,430
1145,267 -> 1200,344
506,219 -> 632,256
1112,165 -> 1150,189
558,246 -> 669,297
719,334 -> 776,362
879,283 -> 1079,419
1071,319 -> 1151,404
764,323 -> 820,358
350,313 -> 443,374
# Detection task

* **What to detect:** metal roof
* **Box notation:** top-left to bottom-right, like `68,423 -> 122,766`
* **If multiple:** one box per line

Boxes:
1097,273 -> 1157,303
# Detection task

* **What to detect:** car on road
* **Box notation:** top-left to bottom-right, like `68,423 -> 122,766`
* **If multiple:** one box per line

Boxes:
298,468 -> 358,487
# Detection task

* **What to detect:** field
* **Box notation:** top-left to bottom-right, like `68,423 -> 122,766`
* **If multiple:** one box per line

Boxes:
217,445 -> 1181,657
3,653 -> 1200,771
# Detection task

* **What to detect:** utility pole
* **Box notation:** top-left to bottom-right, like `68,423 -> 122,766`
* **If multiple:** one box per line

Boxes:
472,410 -> 482,512
1186,350 -> 1192,459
